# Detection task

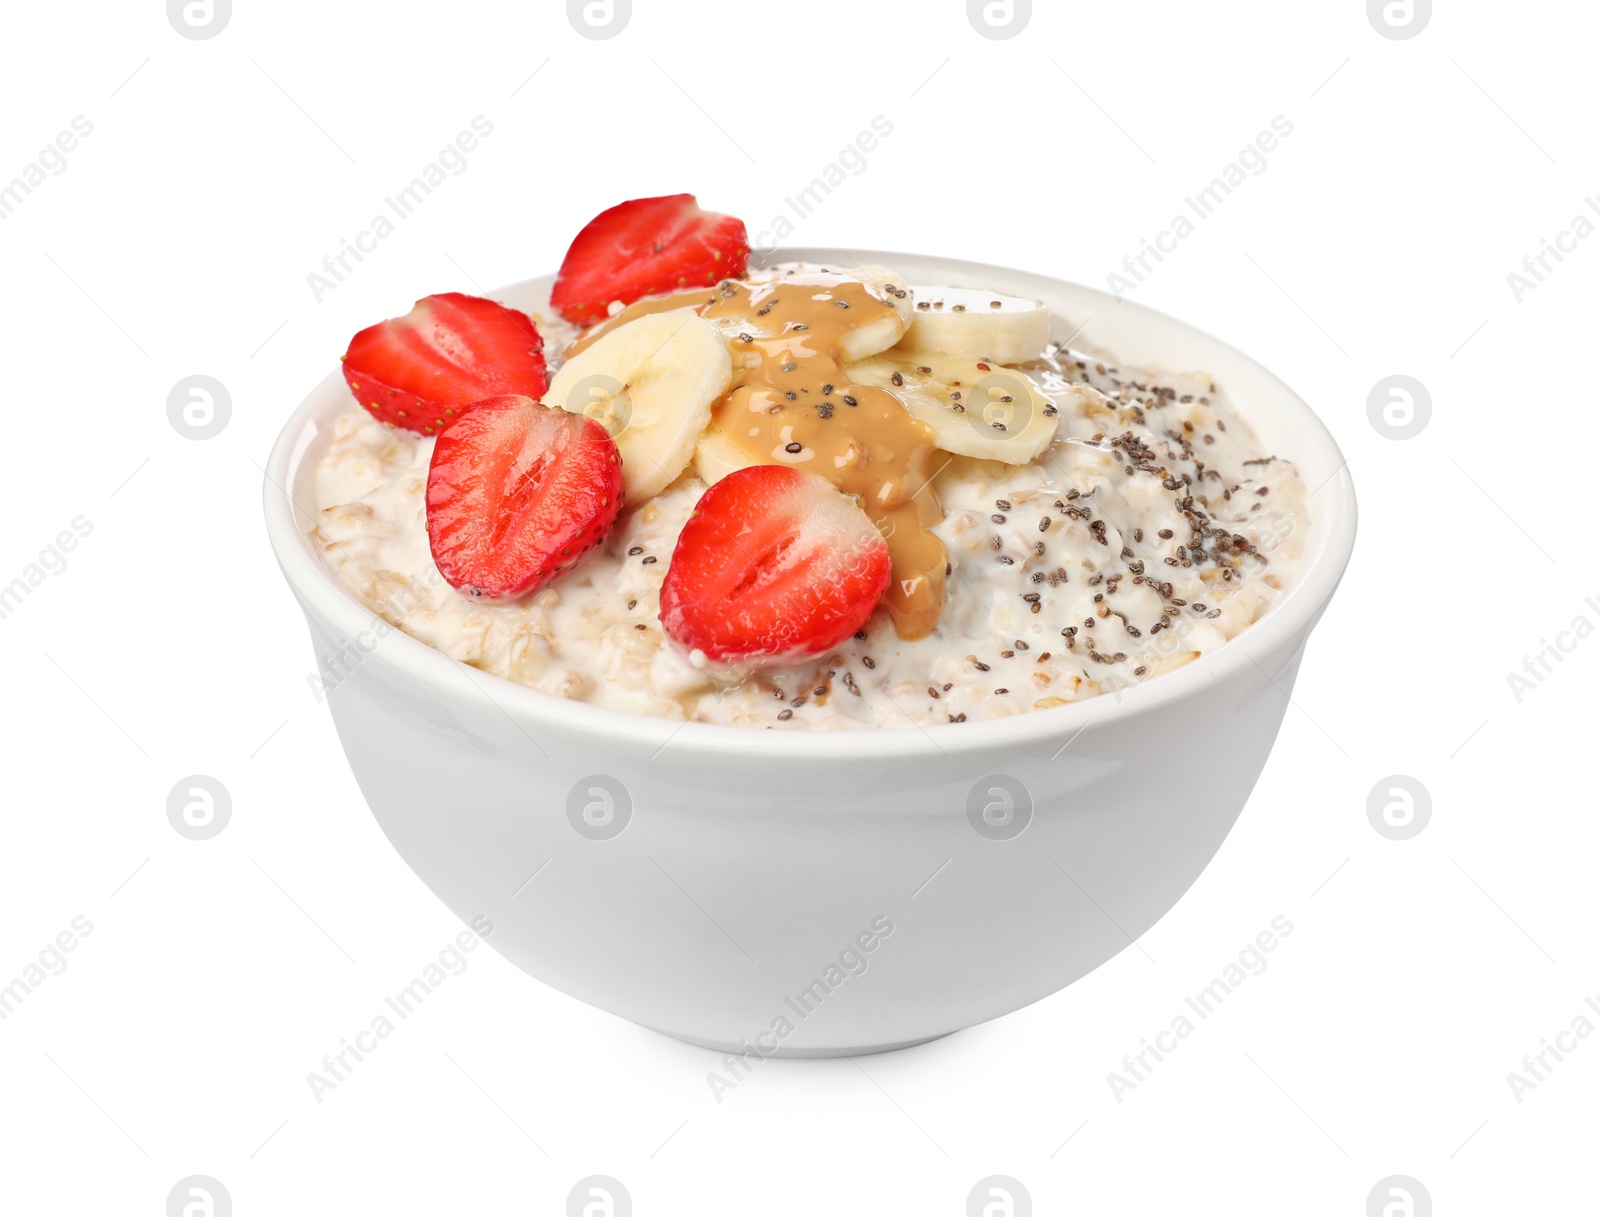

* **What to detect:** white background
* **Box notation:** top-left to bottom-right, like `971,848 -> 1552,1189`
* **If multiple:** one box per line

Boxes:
1,0 -> 1594,1212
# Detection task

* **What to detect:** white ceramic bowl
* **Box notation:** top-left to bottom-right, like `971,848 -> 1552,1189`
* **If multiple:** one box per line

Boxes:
264,250 -> 1357,1057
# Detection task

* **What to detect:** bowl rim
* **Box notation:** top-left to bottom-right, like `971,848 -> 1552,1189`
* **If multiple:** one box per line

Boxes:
264,247 -> 1358,761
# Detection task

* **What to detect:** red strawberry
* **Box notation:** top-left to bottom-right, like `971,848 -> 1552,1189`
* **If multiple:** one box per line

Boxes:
426,395 -> 622,599
550,194 -> 750,326
660,466 -> 891,666
343,293 -> 548,435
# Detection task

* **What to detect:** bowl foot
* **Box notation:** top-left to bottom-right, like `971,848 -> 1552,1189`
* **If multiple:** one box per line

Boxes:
653,1028 -> 954,1059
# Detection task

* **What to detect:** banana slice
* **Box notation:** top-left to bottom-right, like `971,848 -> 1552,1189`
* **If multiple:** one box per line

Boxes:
897,287 -> 1050,364
835,264 -> 914,361
692,427 -> 752,486
545,308 -> 732,502
845,350 -> 1061,463
699,264 -> 911,366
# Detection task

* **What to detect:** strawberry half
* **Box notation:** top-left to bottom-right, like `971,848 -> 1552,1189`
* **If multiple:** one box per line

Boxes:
343,292 -> 548,435
660,466 -> 891,667
426,395 -> 622,599
550,194 -> 750,326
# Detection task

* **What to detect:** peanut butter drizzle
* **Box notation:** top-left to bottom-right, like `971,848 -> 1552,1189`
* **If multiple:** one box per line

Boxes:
564,287 -> 717,358
566,273 -> 948,640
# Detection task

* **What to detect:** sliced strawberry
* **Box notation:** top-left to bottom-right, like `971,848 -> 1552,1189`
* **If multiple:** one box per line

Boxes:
426,395 -> 622,599
550,194 -> 750,326
343,293 -> 548,435
660,467 -> 890,666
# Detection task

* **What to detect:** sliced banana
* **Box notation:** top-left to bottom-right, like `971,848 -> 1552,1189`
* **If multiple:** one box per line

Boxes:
835,264 -> 914,361
691,427 -> 752,486
545,308 -> 732,502
845,350 -> 1061,463
897,287 -> 1050,365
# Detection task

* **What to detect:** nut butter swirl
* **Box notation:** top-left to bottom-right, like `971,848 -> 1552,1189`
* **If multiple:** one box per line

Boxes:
566,273 -> 948,640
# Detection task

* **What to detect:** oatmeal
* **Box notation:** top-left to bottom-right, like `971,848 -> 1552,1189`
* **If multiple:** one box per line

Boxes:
308,192 -> 1306,728
312,289 -> 1306,728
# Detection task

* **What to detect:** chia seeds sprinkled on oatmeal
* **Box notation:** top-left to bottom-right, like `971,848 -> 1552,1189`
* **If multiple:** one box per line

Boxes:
311,265 -> 1307,731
